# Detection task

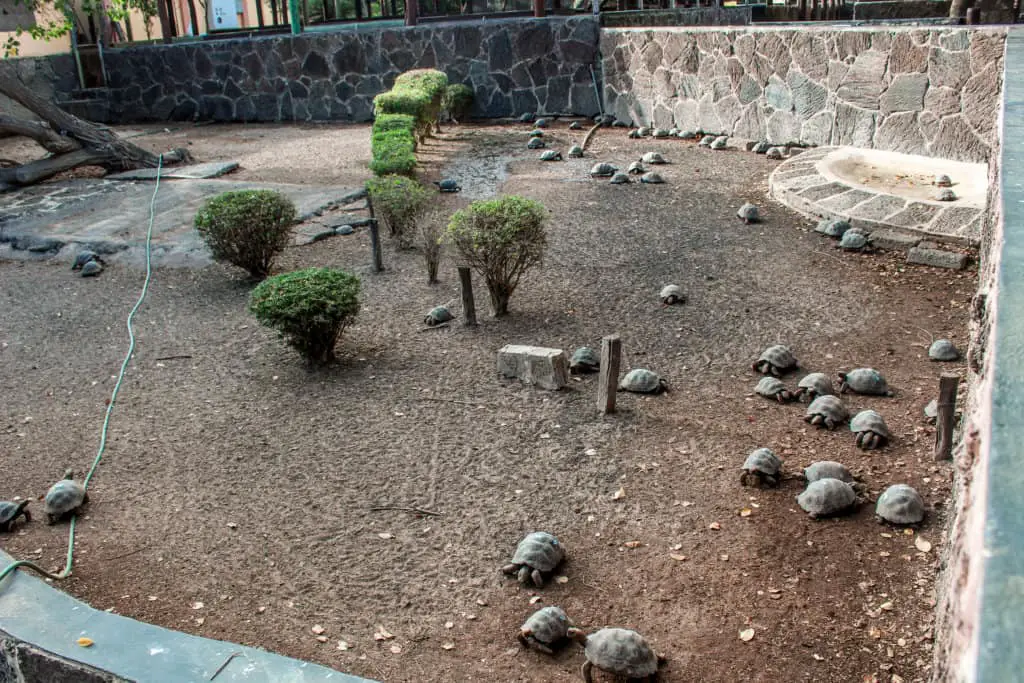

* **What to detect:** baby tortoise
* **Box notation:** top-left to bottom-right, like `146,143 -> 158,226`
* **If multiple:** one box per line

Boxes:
609,172 -> 631,185
838,368 -> 893,396
568,627 -> 665,683
590,162 -> 618,177
659,284 -> 685,305
433,179 -> 461,193
518,606 -> 571,655
740,448 -> 783,488
502,531 -> 565,587
850,409 -> 891,450
424,306 -> 455,326
755,376 -> 795,403
618,369 -> 669,395
736,203 -> 760,224
539,150 -> 563,161
875,484 -> 926,526
568,144 -> 584,158
640,172 -> 665,184
928,339 -> 960,361
797,478 -> 859,519
570,347 -> 600,374
802,461 -> 864,492
44,470 -> 89,525
795,372 -> 835,402
804,395 -> 850,430
752,344 -> 797,377
0,500 -> 31,532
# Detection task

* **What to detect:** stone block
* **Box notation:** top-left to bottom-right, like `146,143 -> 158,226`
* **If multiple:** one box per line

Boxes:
907,247 -> 969,270
880,73 -> 928,114
868,228 -> 921,251
497,345 -> 569,390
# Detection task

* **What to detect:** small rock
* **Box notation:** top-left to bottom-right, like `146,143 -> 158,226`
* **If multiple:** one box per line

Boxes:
766,146 -> 785,160
335,225 -> 355,236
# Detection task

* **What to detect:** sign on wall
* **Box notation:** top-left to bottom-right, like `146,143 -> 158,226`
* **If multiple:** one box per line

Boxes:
208,0 -> 241,31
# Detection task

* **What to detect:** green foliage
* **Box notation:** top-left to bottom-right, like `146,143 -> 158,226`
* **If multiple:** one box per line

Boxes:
370,128 -> 417,177
393,69 -> 449,100
194,189 -> 297,279
2,0 -> 156,56
446,196 -> 548,317
373,89 -> 431,121
375,69 -> 448,141
442,84 -> 474,123
249,268 -> 361,365
372,113 -> 416,135
366,174 -> 430,248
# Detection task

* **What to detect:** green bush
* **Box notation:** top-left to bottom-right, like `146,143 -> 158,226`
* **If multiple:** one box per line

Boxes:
373,113 -> 416,135
394,69 -> 449,98
249,268 -> 361,365
370,129 -> 417,177
376,69 -> 448,141
446,196 -> 547,317
442,84 -> 474,123
373,89 -> 431,120
194,189 -> 297,279
366,174 -> 431,249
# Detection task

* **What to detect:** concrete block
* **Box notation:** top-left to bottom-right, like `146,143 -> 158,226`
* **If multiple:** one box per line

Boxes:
497,345 -> 569,390
907,246 -> 969,270
869,228 -> 921,251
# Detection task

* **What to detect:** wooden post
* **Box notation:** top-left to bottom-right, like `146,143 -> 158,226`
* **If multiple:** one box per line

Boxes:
156,0 -> 173,43
533,0 -> 545,17
935,373 -> 960,461
597,335 -> 622,415
405,0 -> 418,25
366,194 -> 384,273
458,266 -> 477,327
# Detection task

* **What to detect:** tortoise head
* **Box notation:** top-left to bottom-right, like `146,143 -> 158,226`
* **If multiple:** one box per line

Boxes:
566,627 -> 588,646
62,468 -> 75,480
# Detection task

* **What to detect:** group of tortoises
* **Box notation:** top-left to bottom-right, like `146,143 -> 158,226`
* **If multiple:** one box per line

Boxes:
503,532 -> 665,681
0,470 -> 89,532
745,344 -> 928,524
569,345 -> 669,396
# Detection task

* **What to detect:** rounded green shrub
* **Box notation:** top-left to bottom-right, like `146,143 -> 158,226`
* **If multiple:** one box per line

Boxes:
249,268 -> 361,365
194,189 -> 297,279
442,84 -> 474,123
366,174 -> 431,248
446,195 -> 547,317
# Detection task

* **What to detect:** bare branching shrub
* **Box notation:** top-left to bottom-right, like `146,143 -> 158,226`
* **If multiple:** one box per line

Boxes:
417,208 -> 446,285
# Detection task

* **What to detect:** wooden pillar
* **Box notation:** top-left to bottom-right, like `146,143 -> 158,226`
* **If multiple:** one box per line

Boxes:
156,0 -> 174,43
405,0 -> 418,25
597,335 -> 622,415
366,196 -> 384,273
935,374 -> 961,461
533,0 -> 545,17
458,267 -> 477,327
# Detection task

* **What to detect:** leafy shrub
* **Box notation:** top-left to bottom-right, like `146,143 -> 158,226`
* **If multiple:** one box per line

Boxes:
376,69 -> 448,141
373,89 -> 431,121
417,208 -> 446,284
249,268 -> 361,365
370,128 -> 417,177
366,174 -> 431,249
446,196 -> 547,317
393,68 -> 449,98
194,189 -> 297,279
442,84 -> 474,123
373,113 -> 417,135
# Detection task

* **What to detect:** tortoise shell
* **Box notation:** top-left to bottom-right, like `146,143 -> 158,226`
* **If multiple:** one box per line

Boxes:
803,461 -> 857,484
44,474 -> 87,521
797,478 -> 858,518
850,410 -> 891,439
875,484 -> 925,525
510,532 -> 564,572
590,163 -> 618,177
640,152 -> 667,165
582,628 -> 659,678
618,369 -> 668,394
742,448 -> 782,477
424,306 -> 455,326
805,395 -> 850,428
839,368 -> 893,396
569,347 -> 600,374
521,606 -> 571,645
928,339 -> 960,361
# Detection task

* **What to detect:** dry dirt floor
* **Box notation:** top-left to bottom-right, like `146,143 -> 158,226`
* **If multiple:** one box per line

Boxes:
0,121 -> 976,683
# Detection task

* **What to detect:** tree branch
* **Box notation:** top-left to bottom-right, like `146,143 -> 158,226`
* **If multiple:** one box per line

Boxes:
0,113 -> 81,155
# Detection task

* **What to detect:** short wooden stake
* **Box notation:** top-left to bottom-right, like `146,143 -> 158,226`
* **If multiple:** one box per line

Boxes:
365,194 -> 383,273
597,334 -> 622,415
935,373 -> 960,461
458,266 -> 477,327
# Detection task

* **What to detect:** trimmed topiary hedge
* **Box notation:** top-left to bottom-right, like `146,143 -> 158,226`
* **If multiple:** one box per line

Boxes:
370,70 -> 450,177
194,189 -> 297,279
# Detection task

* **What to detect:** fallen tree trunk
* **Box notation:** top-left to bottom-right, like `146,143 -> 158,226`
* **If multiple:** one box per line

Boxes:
0,147 -> 190,189
0,114 -> 81,155
0,63 -> 191,185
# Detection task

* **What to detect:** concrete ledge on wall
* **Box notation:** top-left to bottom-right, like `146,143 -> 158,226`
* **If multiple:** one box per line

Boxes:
971,26 -> 1024,683
600,7 -> 751,27
0,550 -> 375,682
851,0 -> 952,20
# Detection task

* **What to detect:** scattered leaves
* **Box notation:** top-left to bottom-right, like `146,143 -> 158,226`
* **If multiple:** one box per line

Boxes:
312,625 -> 326,635
612,487 -> 626,500
812,654 -> 824,661
195,617 -> 205,626
879,601 -> 894,612
624,541 -> 643,548
476,598 -> 488,606
445,621 -> 454,629
670,543 -> 683,551
374,626 -> 395,641
739,508 -> 752,517
669,553 -> 688,562
390,644 -> 402,654
442,642 -> 455,651
77,637 -> 94,648
554,575 -> 569,584
739,628 -> 755,642
316,635 -> 328,643
337,641 -> 349,651
378,532 -> 394,540
709,522 -> 721,530
191,601 -> 204,610
914,537 -> 932,553
529,596 -> 542,605
226,522 -> 238,529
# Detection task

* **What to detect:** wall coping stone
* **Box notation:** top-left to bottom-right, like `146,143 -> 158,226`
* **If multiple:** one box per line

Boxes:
0,550 -> 374,682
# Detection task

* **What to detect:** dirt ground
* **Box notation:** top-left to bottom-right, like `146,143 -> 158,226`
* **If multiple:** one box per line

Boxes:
0,122 -> 975,682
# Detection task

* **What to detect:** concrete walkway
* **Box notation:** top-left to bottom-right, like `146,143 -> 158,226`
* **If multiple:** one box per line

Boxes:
0,177 -> 364,268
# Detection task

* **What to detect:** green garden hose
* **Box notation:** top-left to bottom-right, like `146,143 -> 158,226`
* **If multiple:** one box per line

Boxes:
0,154 -> 165,586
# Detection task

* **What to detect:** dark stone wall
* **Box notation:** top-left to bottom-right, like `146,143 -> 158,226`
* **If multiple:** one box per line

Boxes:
95,16 -> 601,123
851,1 -> 952,20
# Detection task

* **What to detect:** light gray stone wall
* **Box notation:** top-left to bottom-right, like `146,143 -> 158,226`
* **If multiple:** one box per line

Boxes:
601,27 -> 1006,163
